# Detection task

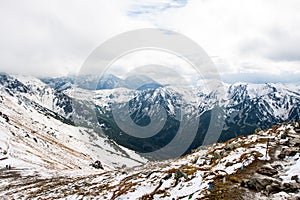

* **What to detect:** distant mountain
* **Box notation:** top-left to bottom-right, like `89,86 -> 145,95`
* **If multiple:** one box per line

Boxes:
57,74 -> 300,159
42,74 -> 121,90
4,73 -> 300,160
42,76 -> 74,91
0,73 -> 300,199
41,74 -> 162,91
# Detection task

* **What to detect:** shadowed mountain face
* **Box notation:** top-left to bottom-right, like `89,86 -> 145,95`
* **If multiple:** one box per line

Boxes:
94,82 -> 300,157
2,74 -> 300,159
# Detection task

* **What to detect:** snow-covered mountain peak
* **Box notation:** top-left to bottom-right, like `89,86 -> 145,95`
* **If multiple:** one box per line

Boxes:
0,73 -> 299,199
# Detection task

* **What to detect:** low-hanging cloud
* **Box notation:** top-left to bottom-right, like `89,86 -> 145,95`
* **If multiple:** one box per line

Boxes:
0,0 -> 299,83
0,0 -> 151,77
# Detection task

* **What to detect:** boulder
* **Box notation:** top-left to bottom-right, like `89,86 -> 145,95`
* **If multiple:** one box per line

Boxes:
292,175 -> 300,183
256,166 -> 278,177
282,182 -> 300,193
225,162 -> 233,167
90,160 -> 104,170
163,173 -> 172,180
266,182 -> 282,194
281,132 -> 288,139
174,170 -> 188,180
213,151 -> 220,159
242,178 -> 274,191
279,139 -> 290,146
222,151 -> 229,157
278,147 -> 299,159
278,153 -> 286,159
2,114 -> 9,122
241,179 -> 249,188
290,138 -> 300,147
224,144 -> 233,151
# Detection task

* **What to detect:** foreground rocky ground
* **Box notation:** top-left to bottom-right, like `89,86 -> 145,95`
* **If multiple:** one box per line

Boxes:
0,121 -> 299,199
205,122 -> 300,200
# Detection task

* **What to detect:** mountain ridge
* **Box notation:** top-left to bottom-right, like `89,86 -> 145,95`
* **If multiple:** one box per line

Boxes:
1,73 -> 297,159
0,73 -> 299,199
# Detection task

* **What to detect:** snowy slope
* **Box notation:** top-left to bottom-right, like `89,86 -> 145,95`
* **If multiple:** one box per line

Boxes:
0,74 -> 147,172
0,73 -> 299,199
1,119 -> 299,199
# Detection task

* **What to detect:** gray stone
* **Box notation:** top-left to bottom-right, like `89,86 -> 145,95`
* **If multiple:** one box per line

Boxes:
266,182 -> 281,194
257,166 -> 278,177
244,178 -> 274,191
283,182 -> 300,193
281,132 -> 288,139
292,175 -> 300,183
279,147 -> 299,159
290,138 -> 300,147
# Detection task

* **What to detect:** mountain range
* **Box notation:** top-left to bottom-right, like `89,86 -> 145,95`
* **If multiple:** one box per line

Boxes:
42,74 -> 300,159
0,73 -> 299,199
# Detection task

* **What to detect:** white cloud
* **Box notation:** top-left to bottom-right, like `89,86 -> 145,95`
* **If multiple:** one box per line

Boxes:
0,0 -> 152,77
133,0 -> 300,82
0,0 -> 299,83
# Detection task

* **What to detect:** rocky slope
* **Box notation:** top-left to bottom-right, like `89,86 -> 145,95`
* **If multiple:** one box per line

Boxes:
1,120 -> 299,199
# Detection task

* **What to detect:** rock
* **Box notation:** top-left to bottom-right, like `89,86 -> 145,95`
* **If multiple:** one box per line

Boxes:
163,173 -> 172,180
2,114 -> 9,122
257,166 -> 278,177
222,151 -> 229,157
252,151 -> 264,158
266,182 -> 282,194
279,139 -> 290,146
281,132 -> 288,139
90,160 -> 104,170
234,143 -> 241,149
271,164 -> 283,170
225,162 -> 233,167
213,151 -> 220,159
290,138 -> 300,147
285,147 -> 299,156
295,128 -> 300,133
174,170 -> 188,180
279,147 -> 299,159
224,144 -> 233,151
243,178 -> 274,191
282,182 -> 300,193
278,153 -> 286,159
292,175 -> 300,183
241,179 -> 249,188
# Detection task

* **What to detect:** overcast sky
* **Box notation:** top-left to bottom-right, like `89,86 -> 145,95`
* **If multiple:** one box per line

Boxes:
0,0 -> 299,83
